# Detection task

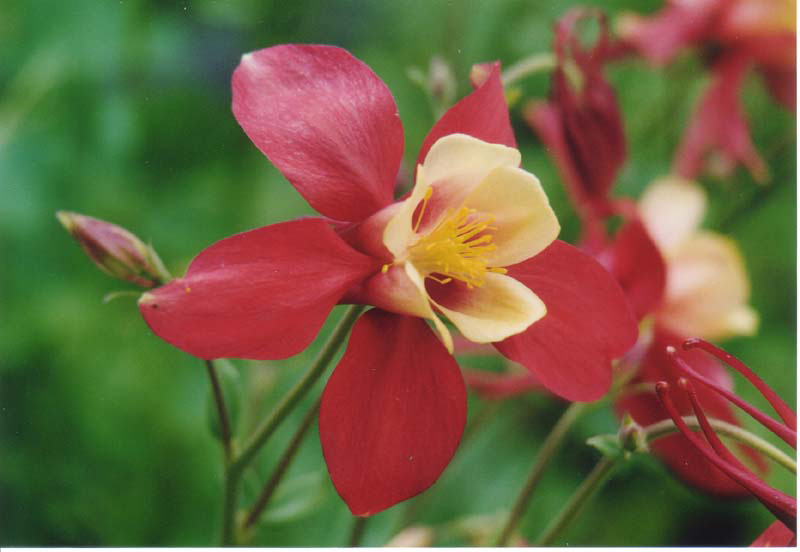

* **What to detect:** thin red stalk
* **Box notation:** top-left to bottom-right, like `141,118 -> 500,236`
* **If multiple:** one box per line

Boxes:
684,338 -> 796,430
656,382 -> 797,528
678,378 -> 752,472
667,350 -> 796,448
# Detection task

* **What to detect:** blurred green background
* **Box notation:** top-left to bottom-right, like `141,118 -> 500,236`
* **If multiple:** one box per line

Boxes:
1,0 -> 794,546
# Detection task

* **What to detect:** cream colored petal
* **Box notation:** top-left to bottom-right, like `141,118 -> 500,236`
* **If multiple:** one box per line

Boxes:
404,262 -> 454,353
429,272 -> 546,344
417,134 -> 521,234
382,165 -> 428,258
463,165 -> 560,267
639,176 -> 707,254
658,231 -> 758,340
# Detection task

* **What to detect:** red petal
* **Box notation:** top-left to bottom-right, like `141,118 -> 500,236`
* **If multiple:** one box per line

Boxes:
673,51 -> 767,182
751,521 -> 796,547
618,0 -> 721,65
745,33 -> 796,111
138,219 -> 379,360
319,309 -> 466,516
615,329 -> 768,496
232,45 -> 404,222
603,218 -> 667,321
495,240 -> 638,401
416,62 -> 515,166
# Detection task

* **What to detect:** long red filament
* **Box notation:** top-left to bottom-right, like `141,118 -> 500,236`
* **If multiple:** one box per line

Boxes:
655,382 -> 797,529
667,350 -> 796,448
684,338 -> 796,430
678,378 -> 751,472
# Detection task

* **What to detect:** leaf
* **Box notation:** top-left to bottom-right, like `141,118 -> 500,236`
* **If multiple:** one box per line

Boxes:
261,471 -> 326,523
586,433 -> 624,460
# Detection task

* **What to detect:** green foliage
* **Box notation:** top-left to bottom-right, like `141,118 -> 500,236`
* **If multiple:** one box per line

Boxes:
1,0 -> 793,546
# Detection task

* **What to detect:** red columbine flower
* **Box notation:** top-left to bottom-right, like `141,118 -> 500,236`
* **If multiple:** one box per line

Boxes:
655,339 -> 796,543
617,0 -> 795,181
608,176 -> 763,495
137,44 -> 637,516
524,8 -> 626,248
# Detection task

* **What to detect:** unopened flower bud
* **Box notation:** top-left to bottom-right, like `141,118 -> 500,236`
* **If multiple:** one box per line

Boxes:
469,62 -> 495,89
57,211 -> 169,288
428,55 -> 456,106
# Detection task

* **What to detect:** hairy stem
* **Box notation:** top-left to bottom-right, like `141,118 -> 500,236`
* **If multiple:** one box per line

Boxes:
206,359 -> 233,462
645,416 -> 796,474
220,305 -> 364,545
501,53 -> 557,86
349,516 -> 368,547
243,398 -> 321,529
534,456 -> 618,546
494,401 -> 587,546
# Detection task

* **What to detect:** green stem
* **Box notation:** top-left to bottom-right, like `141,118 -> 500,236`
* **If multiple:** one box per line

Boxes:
220,304 -> 364,545
534,456 -> 618,546
645,416 -> 796,474
232,305 -> 363,472
243,398 -> 321,529
206,359 -> 233,462
494,402 -> 587,546
501,52 -> 556,87
348,516 -> 368,547
220,464 -> 240,546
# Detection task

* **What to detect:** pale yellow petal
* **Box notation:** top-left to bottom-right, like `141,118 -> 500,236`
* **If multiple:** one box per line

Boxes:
463,165 -> 560,267
639,176 -> 707,254
428,272 -> 546,343
382,165 -> 429,258
658,231 -> 757,340
404,262 -> 454,353
417,134 -> 521,233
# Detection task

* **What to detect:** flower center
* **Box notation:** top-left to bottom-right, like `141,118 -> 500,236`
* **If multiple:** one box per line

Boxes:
407,202 -> 507,288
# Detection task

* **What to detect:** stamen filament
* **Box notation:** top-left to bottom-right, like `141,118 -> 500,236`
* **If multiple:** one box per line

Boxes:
412,187 -> 434,233
656,381 -> 797,528
666,347 -> 797,448
679,378 -> 750,472
683,338 -> 797,430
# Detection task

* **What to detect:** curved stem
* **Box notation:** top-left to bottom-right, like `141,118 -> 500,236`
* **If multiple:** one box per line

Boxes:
206,359 -> 233,462
243,398 -> 321,529
534,456 -> 618,546
220,304 -> 364,545
494,401 -> 587,546
501,52 -> 557,86
232,305 -> 364,473
645,416 -> 796,474
348,516 -> 368,547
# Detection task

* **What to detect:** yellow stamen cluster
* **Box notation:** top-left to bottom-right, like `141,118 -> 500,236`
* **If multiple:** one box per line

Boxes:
408,204 -> 507,288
